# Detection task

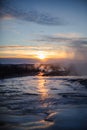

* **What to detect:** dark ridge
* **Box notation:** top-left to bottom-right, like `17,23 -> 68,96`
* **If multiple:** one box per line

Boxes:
0,63 -> 78,79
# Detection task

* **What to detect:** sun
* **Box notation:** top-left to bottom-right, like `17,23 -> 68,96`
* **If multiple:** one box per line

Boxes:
37,52 -> 46,60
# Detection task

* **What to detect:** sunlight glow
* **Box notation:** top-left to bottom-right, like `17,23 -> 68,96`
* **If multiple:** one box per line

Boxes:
37,52 -> 46,60
37,77 -> 48,100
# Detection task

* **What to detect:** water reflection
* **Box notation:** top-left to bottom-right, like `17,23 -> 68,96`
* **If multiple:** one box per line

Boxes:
22,120 -> 54,130
37,76 -> 49,101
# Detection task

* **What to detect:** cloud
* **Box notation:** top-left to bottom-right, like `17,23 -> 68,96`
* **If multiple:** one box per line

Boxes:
0,45 -> 54,57
0,45 -> 53,50
36,33 -> 87,47
54,33 -> 82,38
0,1 -> 66,26
33,33 -> 87,61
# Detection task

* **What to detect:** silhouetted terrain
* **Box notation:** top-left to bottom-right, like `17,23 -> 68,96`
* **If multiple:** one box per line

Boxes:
0,64 -> 78,79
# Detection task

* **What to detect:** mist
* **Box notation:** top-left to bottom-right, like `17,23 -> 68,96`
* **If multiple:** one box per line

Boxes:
0,57 -> 87,76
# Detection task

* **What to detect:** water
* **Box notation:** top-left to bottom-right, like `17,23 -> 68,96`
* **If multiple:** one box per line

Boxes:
0,76 -> 87,130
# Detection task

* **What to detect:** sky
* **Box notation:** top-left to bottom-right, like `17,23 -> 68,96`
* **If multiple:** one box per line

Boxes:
0,0 -> 87,63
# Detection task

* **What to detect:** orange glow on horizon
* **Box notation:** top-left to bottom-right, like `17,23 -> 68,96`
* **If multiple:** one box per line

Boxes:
0,46 -> 75,60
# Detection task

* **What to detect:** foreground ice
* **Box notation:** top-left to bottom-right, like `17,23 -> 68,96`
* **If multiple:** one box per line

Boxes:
0,76 -> 87,130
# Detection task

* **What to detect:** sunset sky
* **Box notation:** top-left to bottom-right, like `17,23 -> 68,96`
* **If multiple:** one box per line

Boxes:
0,0 -> 87,63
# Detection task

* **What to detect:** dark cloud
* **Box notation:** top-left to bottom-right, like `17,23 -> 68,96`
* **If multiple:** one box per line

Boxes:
36,34 -> 87,47
0,1 -> 66,26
